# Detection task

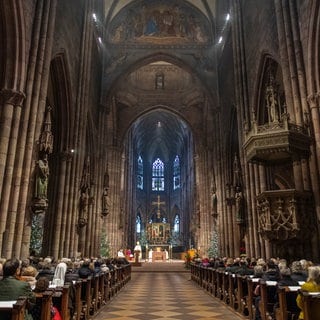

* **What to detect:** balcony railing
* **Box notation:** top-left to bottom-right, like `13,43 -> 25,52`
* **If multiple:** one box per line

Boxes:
243,115 -> 311,163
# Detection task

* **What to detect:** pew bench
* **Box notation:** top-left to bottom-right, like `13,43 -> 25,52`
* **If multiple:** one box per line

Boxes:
33,291 -> 54,320
275,286 -> 300,320
301,291 -> 320,320
0,298 -> 28,320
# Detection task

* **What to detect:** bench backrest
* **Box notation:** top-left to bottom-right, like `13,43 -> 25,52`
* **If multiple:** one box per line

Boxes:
302,292 -> 320,320
0,298 -> 27,320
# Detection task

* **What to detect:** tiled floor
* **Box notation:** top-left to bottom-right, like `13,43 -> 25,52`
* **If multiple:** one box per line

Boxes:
94,261 -> 245,320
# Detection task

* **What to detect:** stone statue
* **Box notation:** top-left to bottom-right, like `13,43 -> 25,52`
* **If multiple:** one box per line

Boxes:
102,188 -> 110,216
79,157 -> 90,226
235,187 -> 244,223
212,191 -> 217,216
35,154 -> 49,200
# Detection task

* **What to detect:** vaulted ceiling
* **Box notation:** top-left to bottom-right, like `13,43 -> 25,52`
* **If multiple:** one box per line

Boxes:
104,0 -> 216,25
99,0 -> 218,162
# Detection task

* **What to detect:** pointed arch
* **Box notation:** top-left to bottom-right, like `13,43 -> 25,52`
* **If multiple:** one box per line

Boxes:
254,55 -> 286,125
0,0 -> 26,90
307,0 -> 320,93
48,51 -> 73,152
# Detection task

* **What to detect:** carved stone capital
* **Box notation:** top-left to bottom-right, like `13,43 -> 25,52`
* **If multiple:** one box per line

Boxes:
0,89 -> 26,106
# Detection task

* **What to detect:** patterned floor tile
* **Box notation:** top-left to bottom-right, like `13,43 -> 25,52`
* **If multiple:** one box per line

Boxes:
93,263 -> 245,320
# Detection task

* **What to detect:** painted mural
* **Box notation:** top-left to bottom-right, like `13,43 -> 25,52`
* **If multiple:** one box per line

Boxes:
109,1 -> 211,45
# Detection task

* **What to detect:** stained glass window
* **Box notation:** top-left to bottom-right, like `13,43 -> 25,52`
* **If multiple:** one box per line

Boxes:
136,215 -> 141,233
173,155 -> 180,190
174,214 -> 180,233
152,158 -> 164,191
137,156 -> 143,190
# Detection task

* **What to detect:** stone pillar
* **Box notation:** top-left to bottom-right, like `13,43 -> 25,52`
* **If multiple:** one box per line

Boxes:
0,89 -> 25,256
11,0 -> 58,259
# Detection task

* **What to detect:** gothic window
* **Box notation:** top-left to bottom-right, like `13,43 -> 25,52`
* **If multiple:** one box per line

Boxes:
152,158 -> 164,191
174,214 -> 180,233
137,156 -> 143,190
136,214 -> 141,234
173,155 -> 180,190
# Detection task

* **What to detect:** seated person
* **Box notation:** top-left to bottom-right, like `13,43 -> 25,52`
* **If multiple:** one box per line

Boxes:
20,265 -> 38,289
78,259 -> 94,279
291,261 -> 308,283
52,262 -> 67,286
0,258 -> 36,320
296,265 -> 320,320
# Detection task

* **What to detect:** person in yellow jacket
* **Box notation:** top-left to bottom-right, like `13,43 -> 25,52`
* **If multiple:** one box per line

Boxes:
296,265 -> 320,319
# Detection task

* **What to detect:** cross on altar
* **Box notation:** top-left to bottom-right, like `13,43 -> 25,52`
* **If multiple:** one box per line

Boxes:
152,195 -> 165,218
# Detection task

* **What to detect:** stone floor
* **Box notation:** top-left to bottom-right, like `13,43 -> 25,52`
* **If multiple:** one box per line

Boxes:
93,261 -> 245,320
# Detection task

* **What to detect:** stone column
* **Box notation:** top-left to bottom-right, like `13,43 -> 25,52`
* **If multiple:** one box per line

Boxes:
11,0 -> 58,259
0,89 -> 25,256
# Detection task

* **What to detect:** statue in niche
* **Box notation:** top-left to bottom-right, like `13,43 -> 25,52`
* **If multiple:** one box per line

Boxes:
102,188 -> 110,216
212,190 -> 218,216
39,106 -> 53,154
79,157 -> 90,226
33,105 -> 53,212
35,154 -> 49,200
101,164 -> 110,216
235,186 -> 244,223
265,74 -> 280,123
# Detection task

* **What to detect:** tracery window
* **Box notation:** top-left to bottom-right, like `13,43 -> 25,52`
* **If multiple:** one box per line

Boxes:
136,214 -> 141,234
152,158 -> 164,191
173,155 -> 180,190
174,214 -> 180,233
137,156 -> 143,190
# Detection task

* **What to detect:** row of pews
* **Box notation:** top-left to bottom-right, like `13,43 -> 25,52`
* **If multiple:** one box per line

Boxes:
190,263 -> 320,320
0,264 -> 131,320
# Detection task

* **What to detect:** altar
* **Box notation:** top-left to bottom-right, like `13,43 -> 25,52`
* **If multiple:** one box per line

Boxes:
147,245 -> 170,262
152,250 -> 166,262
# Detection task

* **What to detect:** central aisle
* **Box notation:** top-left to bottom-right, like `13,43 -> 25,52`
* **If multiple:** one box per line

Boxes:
94,262 -> 245,320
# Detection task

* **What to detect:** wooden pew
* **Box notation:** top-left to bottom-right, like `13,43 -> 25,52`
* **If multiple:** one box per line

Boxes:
72,277 -> 92,320
0,298 -> 27,320
216,270 -> 224,300
301,291 -> 320,320
247,277 -> 260,320
201,267 -> 209,291
207,268 -> 216,296
222,271 -> 230,304
73,281 -> 82,320
34,291 -> 54,320
259,280 -> 278,320
228,273 -> 238,309
237,275 -> 249,315
90,274 -> 100,315
275,286 -> 300,320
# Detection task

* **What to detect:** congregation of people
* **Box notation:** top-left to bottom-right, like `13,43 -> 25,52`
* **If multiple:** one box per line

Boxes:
191,255 -> 320,320
0,255 -> 130,320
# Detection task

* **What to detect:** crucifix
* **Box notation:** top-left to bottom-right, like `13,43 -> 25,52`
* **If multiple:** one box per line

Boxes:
152,195 -> 165,219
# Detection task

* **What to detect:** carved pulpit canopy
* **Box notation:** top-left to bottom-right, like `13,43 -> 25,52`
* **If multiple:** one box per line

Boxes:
256,189 -> 314,241
243,61 -> 311,163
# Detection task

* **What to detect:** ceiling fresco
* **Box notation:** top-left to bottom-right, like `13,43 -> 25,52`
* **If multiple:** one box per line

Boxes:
107,0 -> 212,46
104,0 -> 216,23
